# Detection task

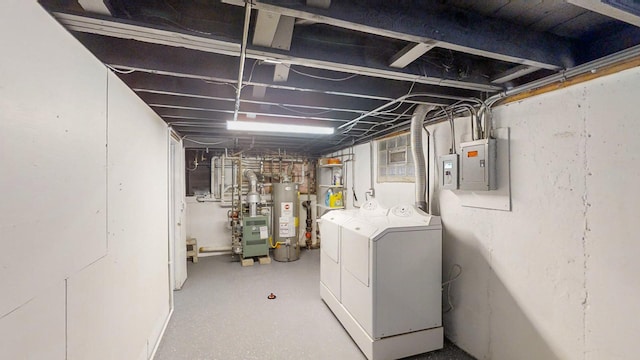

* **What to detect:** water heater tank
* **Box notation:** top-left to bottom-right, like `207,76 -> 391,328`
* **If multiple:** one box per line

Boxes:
272,182 -> 300,262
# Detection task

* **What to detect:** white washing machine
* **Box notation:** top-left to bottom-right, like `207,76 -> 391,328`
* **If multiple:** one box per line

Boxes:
320,203 -> 443,360
319,200 -> 387,301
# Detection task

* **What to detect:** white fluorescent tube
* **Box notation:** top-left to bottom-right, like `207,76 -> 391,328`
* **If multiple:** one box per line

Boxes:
226,120 -> 334,135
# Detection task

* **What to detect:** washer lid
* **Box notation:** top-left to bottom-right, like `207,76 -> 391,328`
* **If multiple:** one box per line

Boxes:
387,204 -> 439,227
358,199 -> 388,217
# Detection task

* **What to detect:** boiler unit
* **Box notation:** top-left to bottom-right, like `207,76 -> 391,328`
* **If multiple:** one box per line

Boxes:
320,202 -> 443,360
272,182 -> 300,262
241,216 -> 269,258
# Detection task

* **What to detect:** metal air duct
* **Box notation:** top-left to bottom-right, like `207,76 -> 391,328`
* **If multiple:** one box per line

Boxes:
243,169 -> 260,217
410,104 -> 436,212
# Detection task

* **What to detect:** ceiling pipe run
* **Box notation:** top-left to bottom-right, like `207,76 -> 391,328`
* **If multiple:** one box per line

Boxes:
487,43 -> 640,107
410,104 -> 436,212
234,1 -> 252,121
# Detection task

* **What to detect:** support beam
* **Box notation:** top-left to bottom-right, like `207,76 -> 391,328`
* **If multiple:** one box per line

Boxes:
222,0 -> 575,70
55,12 -> 499,92
106,66 -> 461,109
78,0 -> 111,15
568,0 -> 640,27
252,85 -> 268,98
273,63 -> 290,82
389,43 -> 436,69
271,15 -> 295,51
54,12 -> 239,57
307,0 -> 331,9
253,11 -> 295,50
491,65 -> 540,84
136,92 -> 398,121
253,10 -> 281,47
151,103 -> 364,125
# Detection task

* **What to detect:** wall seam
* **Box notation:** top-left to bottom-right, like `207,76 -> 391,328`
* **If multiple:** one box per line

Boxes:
580,87 -> 591,360
106,69 -> 110,252
487,239 -> 493,360
65,278 -> 68,360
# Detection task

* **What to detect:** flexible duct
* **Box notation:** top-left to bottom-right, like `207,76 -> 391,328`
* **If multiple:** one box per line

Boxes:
411,104 -> 436,212
243,169 -> 260,217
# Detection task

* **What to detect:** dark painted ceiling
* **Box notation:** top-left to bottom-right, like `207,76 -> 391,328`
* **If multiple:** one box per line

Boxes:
39,0 -> 640,155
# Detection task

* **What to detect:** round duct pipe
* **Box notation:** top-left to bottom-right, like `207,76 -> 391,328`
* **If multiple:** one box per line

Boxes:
410,104 -> 436,212
243,169 -> 260,217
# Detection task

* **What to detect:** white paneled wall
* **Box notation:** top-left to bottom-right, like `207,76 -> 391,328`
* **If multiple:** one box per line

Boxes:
0,2 -> 170,359
0,0 -> 108,318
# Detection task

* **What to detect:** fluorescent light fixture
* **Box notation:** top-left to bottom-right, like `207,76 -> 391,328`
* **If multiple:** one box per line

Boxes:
227,120 -> 334,135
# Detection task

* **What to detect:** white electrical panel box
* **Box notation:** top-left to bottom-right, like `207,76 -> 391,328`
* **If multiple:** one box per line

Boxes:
460,138 -> 497,191
439,154 -> 459,190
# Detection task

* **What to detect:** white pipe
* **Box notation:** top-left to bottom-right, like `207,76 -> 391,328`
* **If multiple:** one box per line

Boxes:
244,168 -> 260,217
233,2 -> 252,121
486,43 -> 640,106
410,104 -> 436,212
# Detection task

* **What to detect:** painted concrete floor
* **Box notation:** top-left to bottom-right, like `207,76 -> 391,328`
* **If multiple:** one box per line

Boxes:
155,249 -> 475,360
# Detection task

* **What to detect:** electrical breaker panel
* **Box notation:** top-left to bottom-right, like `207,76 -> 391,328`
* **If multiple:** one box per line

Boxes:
459,138 -> 497,191
439,154 -> 459,190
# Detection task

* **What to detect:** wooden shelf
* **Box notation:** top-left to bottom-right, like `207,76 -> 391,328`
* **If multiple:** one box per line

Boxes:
319,164 -> 343,168
319,184 -> 345,189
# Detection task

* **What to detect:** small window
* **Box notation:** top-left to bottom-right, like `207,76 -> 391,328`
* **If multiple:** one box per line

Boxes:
388,147 -> 407,164
377,133 -> 415,183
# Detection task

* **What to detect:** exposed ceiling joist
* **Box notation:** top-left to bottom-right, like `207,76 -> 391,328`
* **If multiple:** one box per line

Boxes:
151,103 -> 405,128
568,0 -> 640,27
222,0 -> 575,70
253,11 -> 296,50
110,64 -> 467,105
271,15 -> 295,50
137,92 -> 401,122
77,0 -> 111,15
40,0 -> 640,154
54,12 -> 240,56
307,0 -> 331,9
252,10 -> 281,47
389,42 -> 436,69
273,63 -> 290,82
55,12 -> 500,92
252,85 -> 268,98
491,65 -> 541,84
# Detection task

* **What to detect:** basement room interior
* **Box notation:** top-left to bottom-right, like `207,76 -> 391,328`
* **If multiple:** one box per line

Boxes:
2,1 -> 640,359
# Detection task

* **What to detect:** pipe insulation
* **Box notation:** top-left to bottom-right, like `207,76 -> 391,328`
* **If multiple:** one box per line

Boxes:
410,104 -> 436,212
243,169 -> 260,217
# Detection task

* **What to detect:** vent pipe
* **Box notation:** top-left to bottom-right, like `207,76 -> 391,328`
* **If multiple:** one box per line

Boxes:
244,169 -> 260,217
410,104 -> 436,212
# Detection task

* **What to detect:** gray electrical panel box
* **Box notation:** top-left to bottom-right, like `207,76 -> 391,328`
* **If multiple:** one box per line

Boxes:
460,138 -> 497,191
439,154 -> 459,190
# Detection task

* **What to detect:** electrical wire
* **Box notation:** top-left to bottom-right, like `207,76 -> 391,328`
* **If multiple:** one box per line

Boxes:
183,137 -> 232,146
352,103 -> 417,138
202,79 -> 238,90
446,106 -> 456,153
275,104 -> 335,116
443,264 -> 462,313
284,64 -> 359,82
106,64 -> 135,74
240,59 -> 260,89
